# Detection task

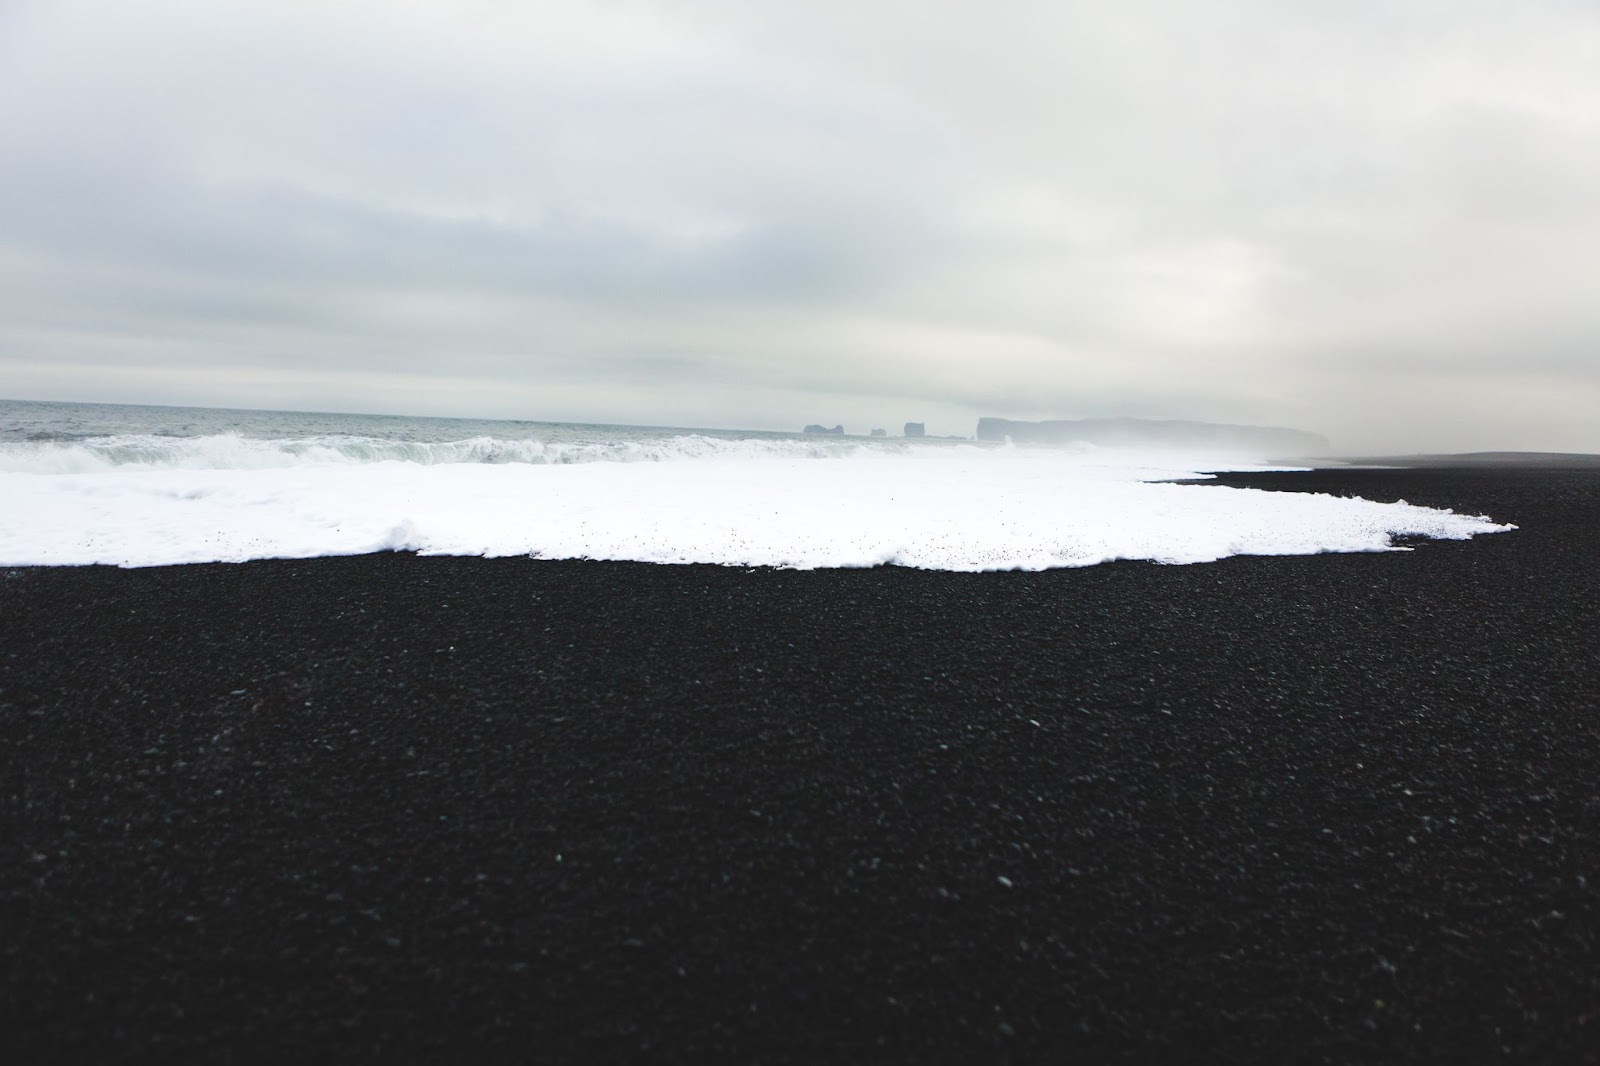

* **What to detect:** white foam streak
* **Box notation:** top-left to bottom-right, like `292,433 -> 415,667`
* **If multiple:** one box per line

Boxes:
0,432 -> 894,474
0,446 -> 1513,570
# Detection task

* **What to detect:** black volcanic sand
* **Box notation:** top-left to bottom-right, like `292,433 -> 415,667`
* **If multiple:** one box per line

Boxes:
3,466 -> 1598,1064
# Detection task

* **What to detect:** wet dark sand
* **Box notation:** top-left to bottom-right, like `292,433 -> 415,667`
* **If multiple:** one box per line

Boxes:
3,466 -> 1597,1064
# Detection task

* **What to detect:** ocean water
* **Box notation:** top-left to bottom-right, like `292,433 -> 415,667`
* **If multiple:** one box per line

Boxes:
0,399 -> 878,469
0,399 -> 1513,569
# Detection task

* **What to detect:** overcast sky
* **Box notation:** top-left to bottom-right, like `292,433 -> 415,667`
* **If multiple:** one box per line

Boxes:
2,0 -> 1598,450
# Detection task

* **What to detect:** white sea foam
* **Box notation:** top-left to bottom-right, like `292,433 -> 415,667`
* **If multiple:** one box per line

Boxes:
0,432 -> 889,474
0,440 -> 1513,570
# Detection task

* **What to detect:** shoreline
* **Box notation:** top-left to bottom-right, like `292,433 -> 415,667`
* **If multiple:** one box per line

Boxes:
4,464 -> 1597,1063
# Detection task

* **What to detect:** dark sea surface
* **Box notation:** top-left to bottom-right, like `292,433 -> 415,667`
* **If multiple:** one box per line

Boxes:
0,397 -> 809,446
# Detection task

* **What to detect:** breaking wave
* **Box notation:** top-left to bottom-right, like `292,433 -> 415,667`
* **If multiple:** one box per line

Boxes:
0,432 -> 910,474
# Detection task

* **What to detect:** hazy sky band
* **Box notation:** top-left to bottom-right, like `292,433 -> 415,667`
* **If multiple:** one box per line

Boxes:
2,0 -> 1597,450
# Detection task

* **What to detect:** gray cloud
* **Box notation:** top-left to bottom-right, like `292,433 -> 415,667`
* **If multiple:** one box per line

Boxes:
2,0 -> 1598,450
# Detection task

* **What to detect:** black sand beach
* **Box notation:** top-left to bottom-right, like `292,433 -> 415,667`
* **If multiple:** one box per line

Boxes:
4,465 -> 1597,1064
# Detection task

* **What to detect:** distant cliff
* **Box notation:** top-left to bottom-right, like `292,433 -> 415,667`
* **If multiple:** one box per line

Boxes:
976,417 -> 1329,454
803,424 -> 845,435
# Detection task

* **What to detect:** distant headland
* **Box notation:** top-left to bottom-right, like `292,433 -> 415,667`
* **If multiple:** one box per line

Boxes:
796,416 -> 1329,453
976,417 -> 1329,455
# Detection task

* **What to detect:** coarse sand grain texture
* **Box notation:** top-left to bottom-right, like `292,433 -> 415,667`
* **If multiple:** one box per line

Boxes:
2,466 -> 1597,1064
